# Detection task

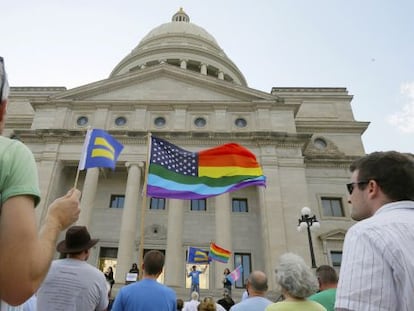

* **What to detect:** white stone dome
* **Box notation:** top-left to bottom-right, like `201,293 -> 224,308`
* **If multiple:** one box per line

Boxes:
110,8 -> 247,86
141,20 -> 219,47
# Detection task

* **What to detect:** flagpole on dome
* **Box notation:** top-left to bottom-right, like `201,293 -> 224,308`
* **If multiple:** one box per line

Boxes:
74,126 -> 92,189
137,132 -> 152,280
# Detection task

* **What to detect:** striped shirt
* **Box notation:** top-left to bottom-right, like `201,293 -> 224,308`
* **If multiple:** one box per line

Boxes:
335,201 -> 414,311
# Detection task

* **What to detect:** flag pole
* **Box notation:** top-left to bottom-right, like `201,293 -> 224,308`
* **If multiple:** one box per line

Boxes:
73,169 -> 81,189
138,132 -> 152,280
74,126 -> 92,189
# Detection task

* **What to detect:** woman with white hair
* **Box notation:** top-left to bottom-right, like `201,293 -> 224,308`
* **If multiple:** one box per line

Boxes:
265,253 -> 326,311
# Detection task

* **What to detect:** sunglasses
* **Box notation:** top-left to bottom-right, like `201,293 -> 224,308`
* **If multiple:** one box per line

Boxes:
346,181 -> 369,194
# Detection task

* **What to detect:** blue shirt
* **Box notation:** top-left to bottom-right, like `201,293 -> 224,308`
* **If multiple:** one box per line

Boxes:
230,296 -> 272,311
188,270 -> 202,285
112,278 -> 176,311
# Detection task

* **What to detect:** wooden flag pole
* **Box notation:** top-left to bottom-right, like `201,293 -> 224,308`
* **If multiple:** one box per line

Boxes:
137,132 -> 152,280
74,126 -> 92,189
73,169 -> 81,189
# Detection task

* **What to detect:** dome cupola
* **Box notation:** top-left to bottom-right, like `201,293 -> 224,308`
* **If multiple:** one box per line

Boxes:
110,8 -> 247,86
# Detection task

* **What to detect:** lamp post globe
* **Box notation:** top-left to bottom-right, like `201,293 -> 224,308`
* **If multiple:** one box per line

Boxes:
301,206 -> 311,216
297,207 -> 319,268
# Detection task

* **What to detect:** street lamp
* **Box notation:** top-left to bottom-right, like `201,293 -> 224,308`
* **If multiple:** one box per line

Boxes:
297,206 -> 320,268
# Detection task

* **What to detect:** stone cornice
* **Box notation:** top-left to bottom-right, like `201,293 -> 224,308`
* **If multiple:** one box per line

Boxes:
124,44 -> 244,80
272,87 -> 348,94
43,65 -> 278,103
296,120 -> 370,134
11,87 -> 67,92
13,129 -> 312,149
29,99 -> 298,113
304,157 -> 360,169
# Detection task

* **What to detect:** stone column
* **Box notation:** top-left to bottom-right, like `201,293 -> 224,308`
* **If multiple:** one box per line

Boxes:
77,168 -> 99,226
35,141 -> 61,226
35,159 -> 62,226
115,162 -> 142,283
164,199 -> 185,287
180,59 -> 187,69
218,71 -> 224,80
257,186 -> 273,288
200,63 -> 207,75
214,192 -> 232,288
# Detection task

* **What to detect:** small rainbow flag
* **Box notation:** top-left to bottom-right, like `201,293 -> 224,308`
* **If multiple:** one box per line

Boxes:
208,242 -> 231,263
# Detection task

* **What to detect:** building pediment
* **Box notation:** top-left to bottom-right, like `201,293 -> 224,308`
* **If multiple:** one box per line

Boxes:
318,229 -> 347,241
49,64 -> 278,103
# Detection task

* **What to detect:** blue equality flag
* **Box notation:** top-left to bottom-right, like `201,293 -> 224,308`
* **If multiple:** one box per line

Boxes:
187,247 -> 210,264
79,128 -> 124,170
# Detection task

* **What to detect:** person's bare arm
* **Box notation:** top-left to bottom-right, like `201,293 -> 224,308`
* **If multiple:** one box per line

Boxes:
0,189 -> 80,305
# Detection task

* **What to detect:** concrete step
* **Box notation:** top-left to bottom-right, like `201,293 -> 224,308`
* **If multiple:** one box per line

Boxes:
110,282 -> 245,302
110,282 -> 281,304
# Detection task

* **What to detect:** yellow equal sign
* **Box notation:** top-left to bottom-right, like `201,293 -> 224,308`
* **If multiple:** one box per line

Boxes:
91,137 -> 115,160
195,250 -> 208,262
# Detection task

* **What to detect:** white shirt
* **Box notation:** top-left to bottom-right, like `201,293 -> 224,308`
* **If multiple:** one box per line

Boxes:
183,299 -> 200,311
37,258 -> 108,311
0,295 -> 36,311
335,201 -> 414,311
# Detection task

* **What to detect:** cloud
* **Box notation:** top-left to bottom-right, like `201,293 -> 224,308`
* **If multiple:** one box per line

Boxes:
387,82 -> 414,133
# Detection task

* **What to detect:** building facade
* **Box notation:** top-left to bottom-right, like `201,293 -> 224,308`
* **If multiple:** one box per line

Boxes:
6,9 -> 368,293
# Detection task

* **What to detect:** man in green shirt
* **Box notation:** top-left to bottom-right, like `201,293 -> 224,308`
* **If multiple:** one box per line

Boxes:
308,265 -> 338,311
0,56 -> 81,306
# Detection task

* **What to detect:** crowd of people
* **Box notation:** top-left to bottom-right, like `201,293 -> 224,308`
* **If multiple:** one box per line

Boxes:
1,55 -> 414,311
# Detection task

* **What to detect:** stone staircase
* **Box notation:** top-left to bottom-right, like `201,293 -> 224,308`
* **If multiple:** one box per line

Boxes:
110,282 -> 280,303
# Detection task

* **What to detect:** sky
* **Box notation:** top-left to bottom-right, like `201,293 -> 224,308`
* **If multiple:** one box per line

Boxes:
2,0 -> 413,153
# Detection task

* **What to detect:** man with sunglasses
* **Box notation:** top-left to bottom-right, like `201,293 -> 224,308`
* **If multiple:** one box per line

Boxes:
335,151 -> 414,311
0,57 -> 81,306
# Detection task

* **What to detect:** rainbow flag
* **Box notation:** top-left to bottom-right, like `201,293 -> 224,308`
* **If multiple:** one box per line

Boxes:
208,242 -> 231,263
79,128 -> 124,170
226,265 -> 243,284
146,136 -> 266,199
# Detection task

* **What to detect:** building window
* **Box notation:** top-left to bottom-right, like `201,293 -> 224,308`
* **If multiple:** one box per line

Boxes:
234,253 -> 251,288
314,137 -> 327,149
194,117 -> 206,128
232,198 -> 248,213
191,199 -> 206,211
330,251 -> 342,267
154,117 -> 166,127
115,116 -> 127,126
100,247 -> 118,258
321,197 -> 344,217
235,118 -> 247,128
110,195 -> 125,208
150,198 -> 166,210
99,247 -> 118,278
77,116 -> 88,126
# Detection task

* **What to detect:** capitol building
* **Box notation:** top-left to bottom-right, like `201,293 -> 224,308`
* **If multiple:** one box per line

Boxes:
6,8 -> 368,295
